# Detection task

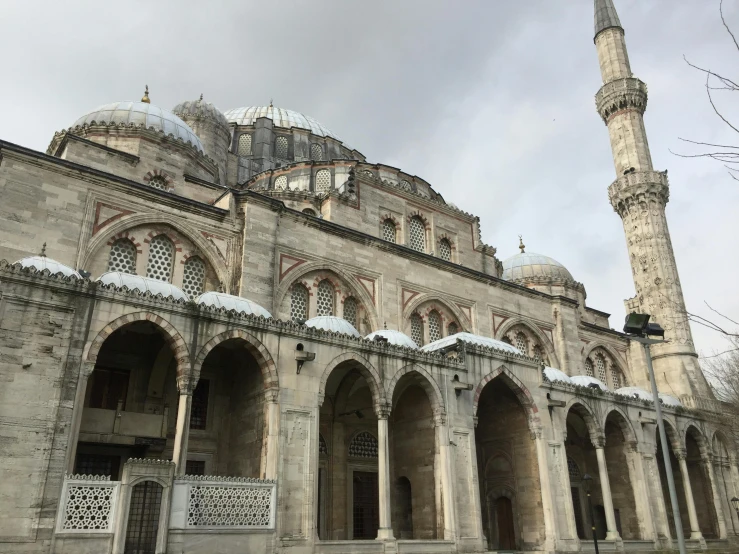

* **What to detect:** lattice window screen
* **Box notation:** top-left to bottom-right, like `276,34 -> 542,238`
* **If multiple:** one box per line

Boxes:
146,235 -> 174,282
399,179 -> 412,191
438,239 -> 452,261
290,285 -> 308,322
149,175 -> 168,190
61,484 -> 116,531
182,257 -> 205,298
343,297 -> 358,328
238,134 -> 252,156
533,345 -> 543,362
611,369 -> 623,389
108,239 -> 136,274
310,144 -> 324,161
410,313 -> 423,346
274,175 -> 288,190
382,220 -> 396,243
585,358 -> 594,377
448,321 -> 458,336
408,217 -> 426,252
316,280 -> 334,316
596,355 -> 607,383
349,431 -> 378,458
315,170 -> 331,193
187,485 -> 273,527
275,136 -> 288,159
428,311 -> 441,342
361,170 -> 374,178
567,457 -> 581,482
515,333 -> 528,355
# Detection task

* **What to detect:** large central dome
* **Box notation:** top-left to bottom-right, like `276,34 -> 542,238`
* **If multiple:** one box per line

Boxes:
224,106 -> 341,141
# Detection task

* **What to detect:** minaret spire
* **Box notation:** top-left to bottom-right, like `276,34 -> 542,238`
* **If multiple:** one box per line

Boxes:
593,0 -> 710,398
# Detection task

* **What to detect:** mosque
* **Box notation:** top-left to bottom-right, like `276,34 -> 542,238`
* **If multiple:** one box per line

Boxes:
0,1 -> 735,553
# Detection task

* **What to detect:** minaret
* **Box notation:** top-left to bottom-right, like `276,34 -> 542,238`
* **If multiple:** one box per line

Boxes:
593,0 -> 710,398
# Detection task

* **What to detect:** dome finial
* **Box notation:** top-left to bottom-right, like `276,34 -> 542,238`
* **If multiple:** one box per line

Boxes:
518,235 -> 526,254
199,93 -> 203,101
40,242 -> 47,257
141,85 -> 150,103
269,98 -> 273,108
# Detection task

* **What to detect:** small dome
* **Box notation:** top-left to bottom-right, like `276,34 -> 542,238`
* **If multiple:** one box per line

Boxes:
421,332 -> 522,355
615,386 -> 653,401
502,252 -> 574,283
659,393 -> 682,407
543,367 -> 573,384
73,101 -> 204,153
305,316 -> 360,337
97,271 -> 188,301
16,255 -> 81,278
196,291 -> 271,318
366,330 -> 418,349
224,106 -> 341,141
172,97 -> 229,129
571,375 -> 608,391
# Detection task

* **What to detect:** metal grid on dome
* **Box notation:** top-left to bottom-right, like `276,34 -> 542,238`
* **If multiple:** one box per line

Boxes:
238,134 -> 252,156
448,321 -> 458,336
439,239 -> 451,261
316,280 -> 334,316
595,354 -> 607,384
343,297 -> 358,328
585,359 -> 594,377
408,217 -> 426,253
515,333 -> 528,355
274,176 -> 288,191
149,175 -> 168,191
315,170 -> 331,194
349,431 -> 378,458
567,457 -> 581,481
428,311 -> 442,342
290,285 -> 308,322
275,136 -> 289,159
611,368 -> 623,389
410,313 -> 424,346
399,180 -> 412,192
310,144 -> 324,161
108,239 -> 136,274
145,235 -> 174,282
382,220 -> 396,243
183,257 -> 205,298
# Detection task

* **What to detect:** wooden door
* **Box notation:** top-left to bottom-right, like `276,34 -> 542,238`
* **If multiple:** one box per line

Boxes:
496,496 -> 516,550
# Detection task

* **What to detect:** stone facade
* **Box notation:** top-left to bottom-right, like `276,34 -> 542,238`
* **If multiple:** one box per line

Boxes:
0,2 -> 736,553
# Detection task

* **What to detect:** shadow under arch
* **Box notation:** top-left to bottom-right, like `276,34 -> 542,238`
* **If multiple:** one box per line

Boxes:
386,364 -> 445,417
319,352 -> 385,409
563,399 -> 601,442
473,365 -> 538,420
602,406 -> 639,444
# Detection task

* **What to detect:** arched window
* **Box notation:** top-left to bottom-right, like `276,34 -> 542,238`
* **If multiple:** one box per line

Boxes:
585,358 -> 594,377
438,238 -> 452,261
428,310 -> 442,342
149,175 -> 168,191
182,257 -> 205,298
382,219 -> 397,243
349,431 -> 378,458
343,297 -> 358,328
611,367 -> 624,389
567,457 -> 581,482
275,136 -> 289,159
410,313 -> 423,346
274,175 -> 288,190
361,170 -> 374,178
108,238 -> 137,274
302,208 -> 316,216
145,235 -> 174,282
315,169 -> 331,194
399,179 -> 412,192
448,321 -> 459,336
316,280 -> 334,316
238,134 -> 252,156
595,354 -> 607,383
408,217 -> 426,252
310,144 -> 324,161
319,434 -> 328,456
533,345 -> 543,362
290,284 -> 309,322
515,332 -> 528,355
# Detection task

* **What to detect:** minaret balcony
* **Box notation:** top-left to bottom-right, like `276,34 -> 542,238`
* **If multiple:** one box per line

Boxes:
596,77 -> 648,123
608,170 -> 669,213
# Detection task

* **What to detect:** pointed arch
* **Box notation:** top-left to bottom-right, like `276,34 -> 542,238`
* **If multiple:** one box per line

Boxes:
603,406 -> 638,444
564,399 -> 601,442
402,293 -> 472,331
319,352 -> 385,409
385,364 -> 445,416
684,423 -> 710,458
496,318 -> 559,368
473,365 -> 538,419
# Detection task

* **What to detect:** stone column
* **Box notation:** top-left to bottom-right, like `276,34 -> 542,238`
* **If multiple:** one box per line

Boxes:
264,388 -> 280,480
593,437 -> 621,541
676,449 -> 703,540
703,454 -> 727,538
627,442 -> 656,541
171,391 -> 193,475
376,406 -> 395,541
435,412 -> 456,541
533,428 -> 557,550
65,362 -> 96,473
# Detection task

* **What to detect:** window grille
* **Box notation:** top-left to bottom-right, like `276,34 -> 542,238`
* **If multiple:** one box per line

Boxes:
275,136 -> 288,159
585,358 -> 594,377
145,235 -> 174,282
399,179 -> 412,191
238,134 -> 252,156
316,280 -> 334,316
274,175 -> 288,191
343,297 -> 358,328
438,239 -> 452,261
310,144 -> 323,161
410,313 -> 423,346
408,217 -> 426,252
290,285 -> 308,322
382,219 -> 396,243
319,434 -> 328,456
361,170 -> 374,178
567,457 -> 581,481
182,257 -> 205,298
315,170 -> 331,194
515,333 -> 528,355
349,431 -> 378,458
595,354 -> 607,383
149,175 -> 168,190
611,368 -> 623,389
186,460 -> 206,476
533,345 -> 543,362
448,321 -> 458,336
75,453 -> 119,479
190,379 -> 209,430
428,311 -> 441,342
108,239 -> 136,274
125,481 -> 163,554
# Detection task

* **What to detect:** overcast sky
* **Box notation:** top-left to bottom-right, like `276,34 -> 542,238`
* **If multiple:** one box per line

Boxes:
1,0 -> 738,357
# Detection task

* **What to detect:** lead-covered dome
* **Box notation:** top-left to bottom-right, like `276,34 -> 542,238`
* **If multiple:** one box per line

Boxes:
421,332 -> 522,355
224,106 -> 341,141
365,330 -> 418,349
502,252 -> 574,283
72,101 -> 204,153
196,291 -> 271,318
15,255 -> 81,278
305,316 -> 361,337
172,97 -> 229,129
97,271 -> 188,301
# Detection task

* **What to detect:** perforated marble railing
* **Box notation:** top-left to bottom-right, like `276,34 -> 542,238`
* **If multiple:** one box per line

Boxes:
55,474 -> 120,533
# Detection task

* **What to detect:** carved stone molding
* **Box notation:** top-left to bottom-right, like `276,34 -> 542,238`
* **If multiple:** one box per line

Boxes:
608,170 -> 670,216
596,77 -> 648,124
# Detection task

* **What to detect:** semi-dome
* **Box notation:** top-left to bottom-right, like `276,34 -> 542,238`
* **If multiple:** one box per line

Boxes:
196,291 -> 271,318
224,106 -> 341,141
421,332 -> 522,355
571,375 -> 608,391
502,251 -> 574,283
97,271 -> 188,301
615,386 -> 653,401
543,367 -> 573,384
172,96 -> 229,129
659,393 -> 682,407
304,315 -> 361,337
72,101 -> 204,153
15,255 -> 81,278
365,330 -> 418,349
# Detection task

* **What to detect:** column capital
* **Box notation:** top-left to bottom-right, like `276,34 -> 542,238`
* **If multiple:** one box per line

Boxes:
529,427 -> 543,441
374,403 -> 391,420
591,433 -> 606,449
675,448 -> 687,461
433,410 -> 447,427
176,375 -> 196,394
264,387 -> 279,404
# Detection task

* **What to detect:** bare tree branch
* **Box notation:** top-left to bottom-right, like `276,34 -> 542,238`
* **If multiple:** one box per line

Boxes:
720,0 -> 739,53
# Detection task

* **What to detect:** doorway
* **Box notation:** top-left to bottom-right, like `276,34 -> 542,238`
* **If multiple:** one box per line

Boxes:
496,496 -> 516,550
124,480 -> 163,554
352,471 -> 379,539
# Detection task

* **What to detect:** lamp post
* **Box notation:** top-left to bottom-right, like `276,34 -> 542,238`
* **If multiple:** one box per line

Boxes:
623,313 -> 686,554
731,497 -> 739,526
582,473 -> 599,554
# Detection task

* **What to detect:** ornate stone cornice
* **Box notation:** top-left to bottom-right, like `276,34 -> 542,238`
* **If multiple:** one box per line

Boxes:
608,170 -> 669,216
595,78 -> 648,124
